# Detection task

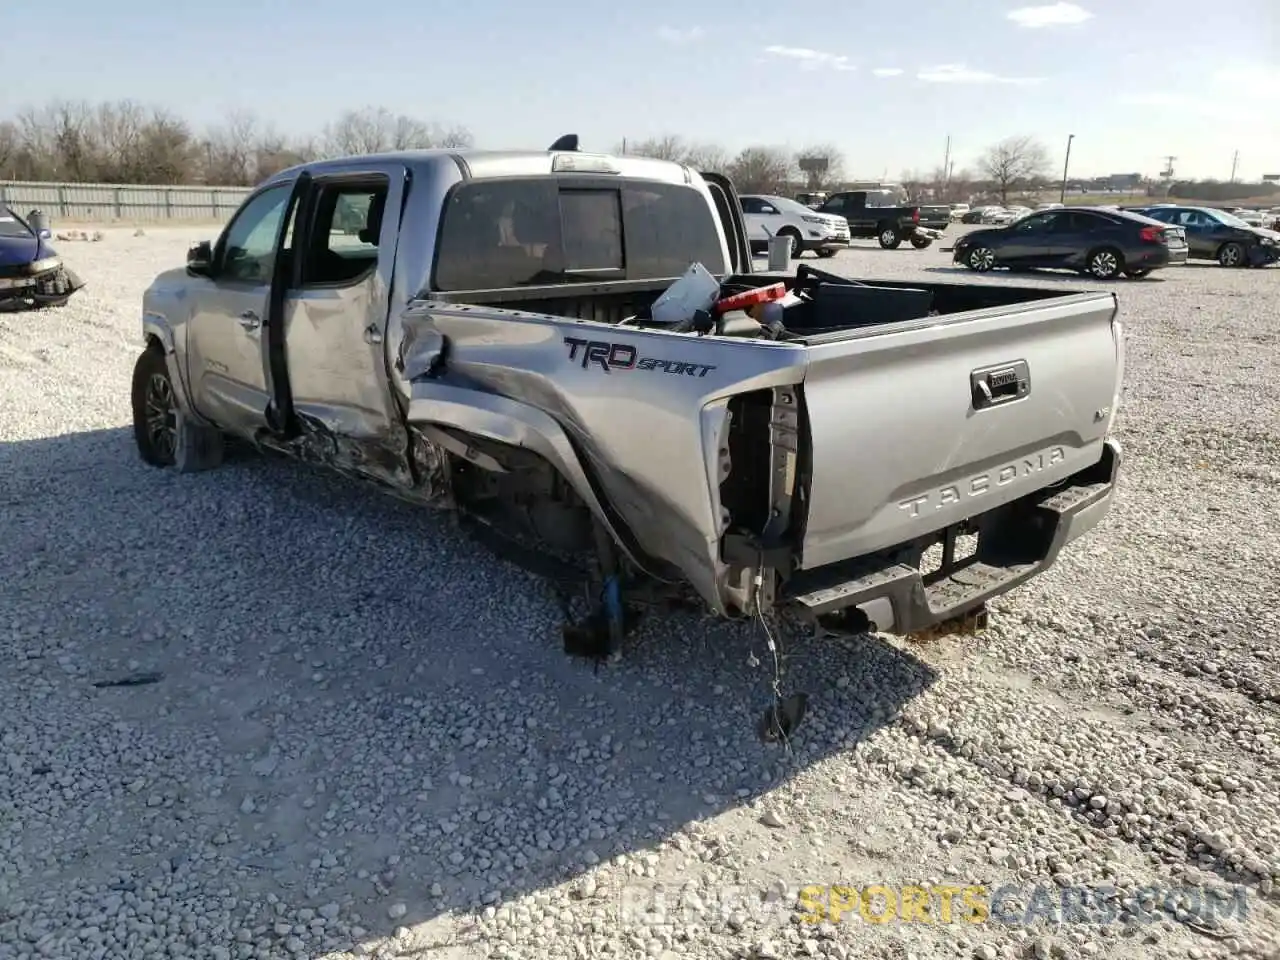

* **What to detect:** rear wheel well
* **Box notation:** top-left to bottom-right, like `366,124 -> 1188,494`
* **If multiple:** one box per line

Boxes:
418,425 -> 668,586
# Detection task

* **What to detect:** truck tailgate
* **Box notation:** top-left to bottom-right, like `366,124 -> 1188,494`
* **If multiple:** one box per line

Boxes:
797,292 -> 1122,571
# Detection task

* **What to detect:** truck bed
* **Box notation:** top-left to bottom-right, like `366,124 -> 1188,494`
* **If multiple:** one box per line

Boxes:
420,269 -> 1122,621
430,269 -> 1078,341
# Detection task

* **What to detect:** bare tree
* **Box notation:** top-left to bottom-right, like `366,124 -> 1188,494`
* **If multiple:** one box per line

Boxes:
199,109 -> 261,185
0,120 -> 19,179
727,146 -> 796,195
322,106 -> 470,157
617,135 -> 688,161
615,135 -> 729,173
131,108 -> 195,184
683,143 -> 730,174
899,169 -> 929,201
0,97 -> 472,185
979,135 -> 1051,204
795,144 -> 845,190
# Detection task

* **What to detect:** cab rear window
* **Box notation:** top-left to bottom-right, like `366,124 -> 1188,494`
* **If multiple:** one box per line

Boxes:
432,177 -> 728,291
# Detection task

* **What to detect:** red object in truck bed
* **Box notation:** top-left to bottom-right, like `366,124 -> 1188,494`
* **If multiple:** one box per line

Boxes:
714,282 -> 787,314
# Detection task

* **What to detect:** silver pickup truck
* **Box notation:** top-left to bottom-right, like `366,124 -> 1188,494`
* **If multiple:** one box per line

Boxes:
134,139 -> 1123,659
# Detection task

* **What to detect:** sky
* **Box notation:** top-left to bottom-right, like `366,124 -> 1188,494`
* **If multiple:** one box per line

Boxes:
3,0 -> 1276,182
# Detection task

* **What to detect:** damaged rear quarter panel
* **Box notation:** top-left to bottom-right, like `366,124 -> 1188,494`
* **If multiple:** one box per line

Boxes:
400,303 -> 809,610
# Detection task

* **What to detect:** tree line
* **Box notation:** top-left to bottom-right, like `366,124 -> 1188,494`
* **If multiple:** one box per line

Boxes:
3,103 -> 1273,206
0,101 -> 473,186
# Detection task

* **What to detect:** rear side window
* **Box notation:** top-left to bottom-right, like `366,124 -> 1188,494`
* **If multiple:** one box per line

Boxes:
432,178 -> 727,291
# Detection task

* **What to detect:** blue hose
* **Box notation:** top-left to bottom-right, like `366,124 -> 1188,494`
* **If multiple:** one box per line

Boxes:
603,576 -> 623,628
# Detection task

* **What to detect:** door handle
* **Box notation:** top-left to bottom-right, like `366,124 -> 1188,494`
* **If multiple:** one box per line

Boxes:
238,310 -> 261,331
971,361 -> 1031,410
363,324 -> 383,345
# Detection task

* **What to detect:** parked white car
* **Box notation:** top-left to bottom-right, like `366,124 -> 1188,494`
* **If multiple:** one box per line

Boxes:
739,194 -> 851,259
949,202 -> 971,221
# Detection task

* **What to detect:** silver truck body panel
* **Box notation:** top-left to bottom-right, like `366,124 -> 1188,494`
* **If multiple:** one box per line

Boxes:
403,302 -> 809,608
139,146 -> 1124,628
798,292 -> 1122,569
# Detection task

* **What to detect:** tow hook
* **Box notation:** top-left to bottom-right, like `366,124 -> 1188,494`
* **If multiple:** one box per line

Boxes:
905,604 -> 989,643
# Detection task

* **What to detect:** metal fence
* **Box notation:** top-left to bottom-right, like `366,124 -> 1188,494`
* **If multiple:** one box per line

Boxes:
0,180 -> 251,222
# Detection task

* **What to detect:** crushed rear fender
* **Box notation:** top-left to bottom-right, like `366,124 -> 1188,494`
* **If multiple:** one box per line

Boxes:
405,380 -> 662,580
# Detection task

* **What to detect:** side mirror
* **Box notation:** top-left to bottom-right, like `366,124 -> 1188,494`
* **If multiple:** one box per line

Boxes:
187,240 -> 214,276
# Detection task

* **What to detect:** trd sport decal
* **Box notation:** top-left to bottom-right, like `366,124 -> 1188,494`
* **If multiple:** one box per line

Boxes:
563,337 -> 716,378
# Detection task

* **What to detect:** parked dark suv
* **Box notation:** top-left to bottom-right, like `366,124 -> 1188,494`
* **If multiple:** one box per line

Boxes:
1123,205 -> 1280,268
952,206 -> 1188,279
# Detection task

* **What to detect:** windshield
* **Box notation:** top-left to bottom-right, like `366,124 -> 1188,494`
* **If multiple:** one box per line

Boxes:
768,196 -> 819,216
0,206 -> 34,239
863,190 -> 899,208
1206,208 -> 1250,228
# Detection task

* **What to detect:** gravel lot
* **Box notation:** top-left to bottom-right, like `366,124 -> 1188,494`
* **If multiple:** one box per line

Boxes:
1,227 -> 1278,960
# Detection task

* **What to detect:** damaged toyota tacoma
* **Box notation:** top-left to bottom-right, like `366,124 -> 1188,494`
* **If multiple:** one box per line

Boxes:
133,137 -> 1124,661
0,206 -> 85,309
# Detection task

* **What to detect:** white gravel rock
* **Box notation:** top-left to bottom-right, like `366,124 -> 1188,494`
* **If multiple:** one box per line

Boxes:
0,227 -> 1277,960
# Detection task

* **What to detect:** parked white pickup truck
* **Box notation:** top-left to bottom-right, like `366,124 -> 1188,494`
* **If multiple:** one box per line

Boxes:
133,138 -> 1124,660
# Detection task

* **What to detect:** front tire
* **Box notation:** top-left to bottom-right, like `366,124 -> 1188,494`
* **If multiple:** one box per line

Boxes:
1217,242 -> 1245,268
910,235 -> 932,250
966,247 -> 996,272
132,346 -> 178,467
878,224 -> 902,249
1086,247 -> 1123,280
1123,268 -> 1152,279
816,248 -> 838,259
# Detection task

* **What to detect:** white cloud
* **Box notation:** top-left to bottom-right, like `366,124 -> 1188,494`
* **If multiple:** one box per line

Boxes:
762,45 -> 856,72
872,67 -> 904,77
656,25 -> 705,44
917,63 -> 1042,85
1007,2 -> 1093,28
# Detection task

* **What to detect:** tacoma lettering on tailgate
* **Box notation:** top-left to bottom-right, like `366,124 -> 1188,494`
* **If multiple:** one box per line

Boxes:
898,446 -> 1067,518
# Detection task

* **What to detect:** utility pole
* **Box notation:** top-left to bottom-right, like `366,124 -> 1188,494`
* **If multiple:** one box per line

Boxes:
1230,149 -> 1239,183
1059,133 -> 1075,204
1161,155 -> 1176,178
621,137 -> 627,156
943,135 -> 952,195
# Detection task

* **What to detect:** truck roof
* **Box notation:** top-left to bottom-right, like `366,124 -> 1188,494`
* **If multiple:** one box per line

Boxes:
265,149 -> 698,188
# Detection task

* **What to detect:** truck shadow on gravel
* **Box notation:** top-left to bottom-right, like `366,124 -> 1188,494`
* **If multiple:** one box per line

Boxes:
0,427 -> 939,952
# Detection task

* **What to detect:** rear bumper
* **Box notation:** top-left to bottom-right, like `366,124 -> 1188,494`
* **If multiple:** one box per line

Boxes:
782,438 -> 1121,634
1129,246 -> 1181,269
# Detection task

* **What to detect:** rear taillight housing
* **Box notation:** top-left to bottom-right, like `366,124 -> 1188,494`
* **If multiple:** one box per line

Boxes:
912,208 -> 920,223
1139,225 -> 1165,244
